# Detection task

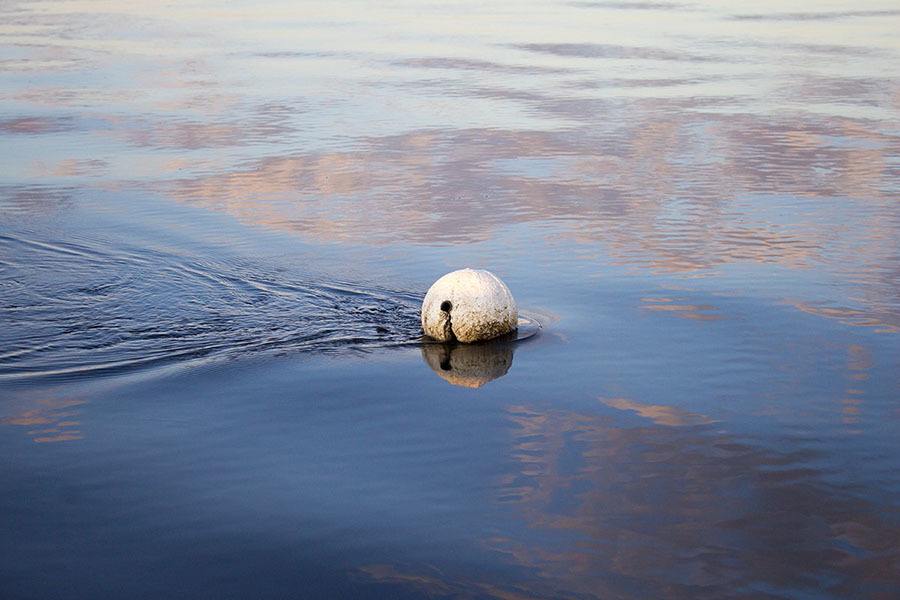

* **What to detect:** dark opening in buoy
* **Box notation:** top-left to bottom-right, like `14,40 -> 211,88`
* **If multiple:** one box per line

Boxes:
439,300 -> 456,342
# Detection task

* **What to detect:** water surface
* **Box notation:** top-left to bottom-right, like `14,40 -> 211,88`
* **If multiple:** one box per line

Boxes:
2,1 -> 899,598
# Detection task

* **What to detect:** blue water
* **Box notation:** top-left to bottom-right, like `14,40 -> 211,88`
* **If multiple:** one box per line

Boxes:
2,1 -> 899,598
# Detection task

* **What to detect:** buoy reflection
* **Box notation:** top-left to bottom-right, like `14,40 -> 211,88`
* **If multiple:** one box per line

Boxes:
421,334 -> 516,388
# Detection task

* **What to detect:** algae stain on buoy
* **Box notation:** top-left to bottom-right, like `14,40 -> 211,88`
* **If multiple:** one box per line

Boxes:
421,269 -> 517,343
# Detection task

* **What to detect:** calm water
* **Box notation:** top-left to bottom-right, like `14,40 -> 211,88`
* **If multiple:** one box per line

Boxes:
2,1 -> 900,598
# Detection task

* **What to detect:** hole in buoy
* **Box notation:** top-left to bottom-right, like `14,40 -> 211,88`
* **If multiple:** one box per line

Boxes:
439,300 -> 456,342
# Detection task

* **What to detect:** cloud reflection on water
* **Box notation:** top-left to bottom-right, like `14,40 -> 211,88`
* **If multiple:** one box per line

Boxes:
1,397 -> 85,443
363,397 -> 900,598
158,111 -> 898,332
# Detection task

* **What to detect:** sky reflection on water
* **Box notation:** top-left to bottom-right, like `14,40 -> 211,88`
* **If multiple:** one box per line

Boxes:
2,1 -> 899,598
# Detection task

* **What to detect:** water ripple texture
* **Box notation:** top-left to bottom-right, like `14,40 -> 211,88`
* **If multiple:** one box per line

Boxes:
0,232 -> 422,382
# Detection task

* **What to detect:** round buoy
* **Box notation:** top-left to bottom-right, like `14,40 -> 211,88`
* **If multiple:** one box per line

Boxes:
421,269 -> 517,343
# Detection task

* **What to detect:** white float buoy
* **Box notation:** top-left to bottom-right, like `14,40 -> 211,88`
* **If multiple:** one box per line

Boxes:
421,269 -> 517,343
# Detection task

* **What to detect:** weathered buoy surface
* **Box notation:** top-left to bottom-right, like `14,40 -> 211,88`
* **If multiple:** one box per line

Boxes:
421,269 -> 517,343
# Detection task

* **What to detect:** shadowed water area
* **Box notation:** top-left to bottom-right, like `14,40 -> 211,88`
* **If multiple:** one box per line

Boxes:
2,1 -> 899,598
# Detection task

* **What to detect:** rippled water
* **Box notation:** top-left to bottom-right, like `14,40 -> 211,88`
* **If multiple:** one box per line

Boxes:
2,1 -> 899,598
0,231 -> 422,381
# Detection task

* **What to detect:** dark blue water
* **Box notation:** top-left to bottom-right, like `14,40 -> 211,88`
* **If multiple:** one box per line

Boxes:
2,1 -> 899,598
